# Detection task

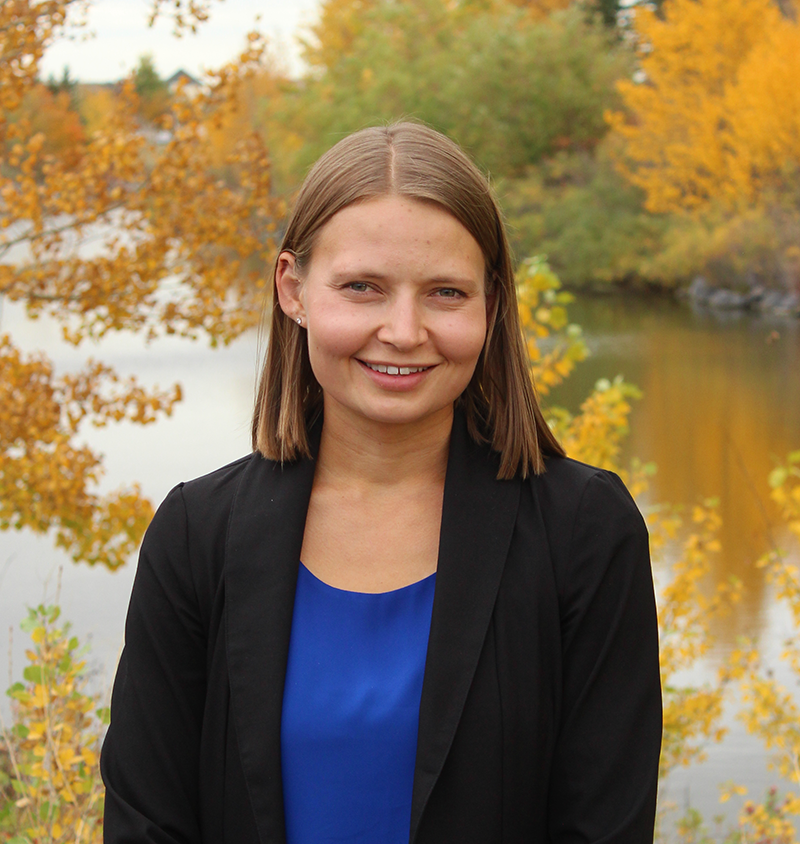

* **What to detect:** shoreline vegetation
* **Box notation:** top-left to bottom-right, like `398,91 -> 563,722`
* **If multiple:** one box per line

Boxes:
2,0 -> 800,841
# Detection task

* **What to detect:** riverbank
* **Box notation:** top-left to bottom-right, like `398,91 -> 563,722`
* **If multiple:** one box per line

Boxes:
561,277 -> 800,320
681,276 -> 800,318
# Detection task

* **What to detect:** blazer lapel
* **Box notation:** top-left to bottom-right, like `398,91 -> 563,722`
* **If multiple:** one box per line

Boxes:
225,437 -> 318,843
410,413 -> 522,841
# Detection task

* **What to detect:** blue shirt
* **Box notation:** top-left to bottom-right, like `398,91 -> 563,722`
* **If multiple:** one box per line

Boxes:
281,563 -> 436,844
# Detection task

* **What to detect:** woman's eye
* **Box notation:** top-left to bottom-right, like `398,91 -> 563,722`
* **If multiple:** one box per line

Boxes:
346,282 -> 370,293
436,288 -> 463,299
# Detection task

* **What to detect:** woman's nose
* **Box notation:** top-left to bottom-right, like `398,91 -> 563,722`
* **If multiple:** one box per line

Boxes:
376,297 -> 427,350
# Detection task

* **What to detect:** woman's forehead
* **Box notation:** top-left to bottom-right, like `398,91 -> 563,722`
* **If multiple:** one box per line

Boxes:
307,196 -> 485,279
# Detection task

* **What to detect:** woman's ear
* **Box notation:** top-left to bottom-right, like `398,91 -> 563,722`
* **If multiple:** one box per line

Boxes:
275,251 -> 305,323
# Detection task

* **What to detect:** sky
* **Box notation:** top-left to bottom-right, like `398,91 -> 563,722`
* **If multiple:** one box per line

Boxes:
40,0 -> 323,83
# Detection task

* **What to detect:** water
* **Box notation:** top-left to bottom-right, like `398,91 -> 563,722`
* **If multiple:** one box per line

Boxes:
549,295 -> 800,644
1,292 -> 799,831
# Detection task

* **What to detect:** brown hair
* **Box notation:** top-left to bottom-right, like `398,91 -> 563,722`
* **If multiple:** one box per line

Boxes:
252,122 -> 564,478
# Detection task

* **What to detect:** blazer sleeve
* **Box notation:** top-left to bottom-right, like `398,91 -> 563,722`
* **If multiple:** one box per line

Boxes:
548,470 -> 662,844
101,484 -> 207,844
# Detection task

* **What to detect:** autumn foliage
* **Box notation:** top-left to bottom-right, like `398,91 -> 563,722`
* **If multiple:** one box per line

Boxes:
1,0 -> 281,569
1,604 -> 106,843
608,0 -> 800,214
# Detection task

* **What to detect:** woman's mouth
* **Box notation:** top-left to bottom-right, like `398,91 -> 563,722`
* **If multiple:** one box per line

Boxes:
361,362 -> 433,376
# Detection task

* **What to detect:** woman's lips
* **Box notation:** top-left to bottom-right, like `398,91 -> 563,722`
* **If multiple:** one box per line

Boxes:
360,361 -> 433,376
357,359 -> 436,390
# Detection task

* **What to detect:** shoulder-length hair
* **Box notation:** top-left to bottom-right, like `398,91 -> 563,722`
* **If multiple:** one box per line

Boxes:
252,122 -> 564,478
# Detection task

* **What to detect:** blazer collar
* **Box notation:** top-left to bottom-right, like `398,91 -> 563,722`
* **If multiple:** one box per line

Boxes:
225,427 -> 319,843
410,413 -> 521,841
225,412 -> 521,844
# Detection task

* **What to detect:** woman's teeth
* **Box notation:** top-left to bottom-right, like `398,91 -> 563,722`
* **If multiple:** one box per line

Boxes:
364,363 -> 430,376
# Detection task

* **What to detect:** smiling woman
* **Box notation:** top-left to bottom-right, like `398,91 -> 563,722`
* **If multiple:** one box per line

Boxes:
101,123 -> 662,844
275,196 -> 489,434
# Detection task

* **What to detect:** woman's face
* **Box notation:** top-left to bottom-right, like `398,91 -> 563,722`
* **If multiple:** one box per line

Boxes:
276,195 -> 491,432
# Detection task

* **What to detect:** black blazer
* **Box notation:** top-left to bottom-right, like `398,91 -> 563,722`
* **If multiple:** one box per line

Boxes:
101,413 -> 662,843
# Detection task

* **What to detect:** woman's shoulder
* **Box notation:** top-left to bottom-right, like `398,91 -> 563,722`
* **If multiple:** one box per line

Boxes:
527,456 -> 650,602
531,453 -> 626,499
136,454 -> 268,604
147,453 -> 260,546
178,452 -> 256,507
537,453 -> 606,487
528,454 -> 645,536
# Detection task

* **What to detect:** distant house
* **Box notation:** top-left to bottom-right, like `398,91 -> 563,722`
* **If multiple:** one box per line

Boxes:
166,70 -> 202,98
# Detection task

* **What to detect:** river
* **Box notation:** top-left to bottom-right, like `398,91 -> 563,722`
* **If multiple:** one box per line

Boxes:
1,292 -> 799,833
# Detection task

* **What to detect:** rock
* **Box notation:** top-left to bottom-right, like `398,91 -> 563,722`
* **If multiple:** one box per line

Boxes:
743,286 -> 765,308
707,288 -> 747,309
680,278 -> 799,318
757,290 -> 786,313
773,292 -> 800,317
687,276 -> 712,303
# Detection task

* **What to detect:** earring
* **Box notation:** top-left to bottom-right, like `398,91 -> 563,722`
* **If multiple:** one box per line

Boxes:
296,317 -> 302,325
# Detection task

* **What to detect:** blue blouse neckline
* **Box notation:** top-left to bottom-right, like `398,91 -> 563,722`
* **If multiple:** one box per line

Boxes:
298,561 -> 437,596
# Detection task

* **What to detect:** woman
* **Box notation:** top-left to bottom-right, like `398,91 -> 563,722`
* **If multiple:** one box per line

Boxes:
101,122 -> 661,844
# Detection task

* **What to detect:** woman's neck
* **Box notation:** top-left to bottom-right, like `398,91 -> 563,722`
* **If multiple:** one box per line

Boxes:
314,401 -> 453,489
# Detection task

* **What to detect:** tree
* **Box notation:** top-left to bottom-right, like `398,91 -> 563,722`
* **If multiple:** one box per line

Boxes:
78,85 -> 117,137
45,65 -> 77,98
1,604 -> 107,843
722,19 -> 800,203
593,0 -> 618,27
607,0 -> 800,213
1,1 -> 282,569
286,0 -> 631,179
7,82 -> 86,165
132,54 -> 171,124
499,138 -> 671,288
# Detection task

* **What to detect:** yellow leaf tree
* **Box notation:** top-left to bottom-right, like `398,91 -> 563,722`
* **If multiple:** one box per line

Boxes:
1,1 -> 282,569
607,0 -> 800,213
2,604 -> 107,843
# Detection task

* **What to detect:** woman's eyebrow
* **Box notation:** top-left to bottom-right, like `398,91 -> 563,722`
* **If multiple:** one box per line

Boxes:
330,268 -> 390,282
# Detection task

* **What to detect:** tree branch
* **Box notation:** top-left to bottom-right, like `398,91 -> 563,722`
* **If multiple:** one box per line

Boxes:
0,197 -> 134,253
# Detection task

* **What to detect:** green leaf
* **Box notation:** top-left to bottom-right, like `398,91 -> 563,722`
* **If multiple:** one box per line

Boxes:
97,706 -> 111,725
22,666 -> 44,684
7,688 -> 32,704
19,614 -> 38,633
769,466 -> 789,489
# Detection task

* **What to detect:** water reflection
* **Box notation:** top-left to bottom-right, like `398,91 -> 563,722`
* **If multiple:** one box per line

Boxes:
546,295 -> 800,648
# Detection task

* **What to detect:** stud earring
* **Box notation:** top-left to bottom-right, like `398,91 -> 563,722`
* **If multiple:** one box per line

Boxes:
296,317 -> 302,325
